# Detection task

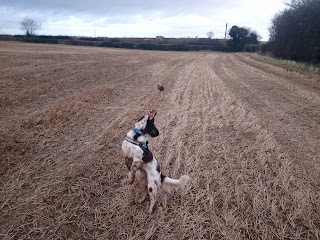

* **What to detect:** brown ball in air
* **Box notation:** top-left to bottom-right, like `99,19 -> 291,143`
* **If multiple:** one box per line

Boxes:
157,84 -> 165,91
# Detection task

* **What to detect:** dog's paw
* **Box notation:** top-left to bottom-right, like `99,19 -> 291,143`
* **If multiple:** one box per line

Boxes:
148,206 -> 155,214
135,161 -> 143,169
127,172 -> 134,184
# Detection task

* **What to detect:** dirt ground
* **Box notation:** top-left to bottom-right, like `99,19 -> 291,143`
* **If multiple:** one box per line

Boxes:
0,41 -> 319,240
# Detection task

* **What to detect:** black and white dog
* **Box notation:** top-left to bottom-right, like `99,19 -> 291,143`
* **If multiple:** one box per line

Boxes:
122,110 -> 190,213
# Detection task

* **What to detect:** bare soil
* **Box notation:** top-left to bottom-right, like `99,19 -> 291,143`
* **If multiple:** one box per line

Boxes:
0,41 -> 319,240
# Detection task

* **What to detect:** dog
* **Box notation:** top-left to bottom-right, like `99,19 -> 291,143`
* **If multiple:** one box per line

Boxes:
122,110 -> 190,213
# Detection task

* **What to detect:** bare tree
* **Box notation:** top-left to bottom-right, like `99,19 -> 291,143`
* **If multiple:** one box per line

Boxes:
206,31 -> 214,39
19,17 -> 41,36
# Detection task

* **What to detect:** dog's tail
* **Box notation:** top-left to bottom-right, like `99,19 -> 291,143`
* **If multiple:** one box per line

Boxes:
161,174 -> 190,193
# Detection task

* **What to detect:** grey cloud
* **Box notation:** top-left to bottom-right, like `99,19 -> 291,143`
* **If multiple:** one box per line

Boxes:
0,0 -> 237,18
0,0 -> 283,40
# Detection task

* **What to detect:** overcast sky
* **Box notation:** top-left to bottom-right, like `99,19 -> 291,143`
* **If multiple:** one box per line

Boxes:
0,0 -> 286,40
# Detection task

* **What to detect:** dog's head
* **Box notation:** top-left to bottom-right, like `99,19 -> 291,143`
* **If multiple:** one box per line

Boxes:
138,110 -> 159,137
145,110 -> 159,137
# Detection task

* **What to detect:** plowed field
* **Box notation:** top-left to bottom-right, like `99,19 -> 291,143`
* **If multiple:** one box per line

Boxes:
1,42 -> 319,239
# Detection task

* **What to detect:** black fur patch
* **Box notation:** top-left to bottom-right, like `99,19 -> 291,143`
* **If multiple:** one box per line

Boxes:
144,119 -> 159,137
161,174 -> 166,183
142,150 -> 153,163
149,187 -> 153,192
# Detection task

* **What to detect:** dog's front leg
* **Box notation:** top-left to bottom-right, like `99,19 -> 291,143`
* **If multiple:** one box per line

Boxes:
128,157 -> 143,184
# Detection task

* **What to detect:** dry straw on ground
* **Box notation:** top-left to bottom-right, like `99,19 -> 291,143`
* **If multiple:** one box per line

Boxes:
0,42 -> 319,239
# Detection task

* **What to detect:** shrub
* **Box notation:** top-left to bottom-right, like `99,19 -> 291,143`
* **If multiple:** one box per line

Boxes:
99,42 -> 135,49
243,44 -> 259,52
99,41 -> 233,52
37,35 -> 72,40
21,38 -> 58,44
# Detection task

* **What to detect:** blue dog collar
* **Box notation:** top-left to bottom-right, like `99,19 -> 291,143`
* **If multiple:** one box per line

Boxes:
132,128 -> 144,136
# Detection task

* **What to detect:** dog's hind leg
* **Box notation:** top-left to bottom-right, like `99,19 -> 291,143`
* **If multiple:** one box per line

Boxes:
147,181 -> 158,213
137,170 -> 148,203
149,195 -> 157,213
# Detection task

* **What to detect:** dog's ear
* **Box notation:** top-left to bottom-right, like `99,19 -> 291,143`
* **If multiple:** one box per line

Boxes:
148,110 -> 157,120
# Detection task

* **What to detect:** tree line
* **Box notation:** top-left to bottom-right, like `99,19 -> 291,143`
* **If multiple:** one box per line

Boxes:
269,0 -> 320,62
16,17 -> 260,52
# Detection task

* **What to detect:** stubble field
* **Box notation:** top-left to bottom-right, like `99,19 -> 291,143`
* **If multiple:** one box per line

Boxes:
0,41 -> 319,239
